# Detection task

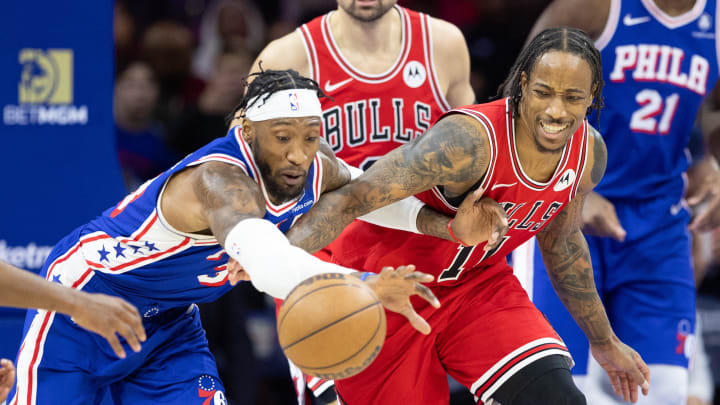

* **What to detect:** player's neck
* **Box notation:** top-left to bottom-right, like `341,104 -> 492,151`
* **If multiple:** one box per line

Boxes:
652,0 -> 696,15
514,121 -> 564,183
330,7 -> 401,57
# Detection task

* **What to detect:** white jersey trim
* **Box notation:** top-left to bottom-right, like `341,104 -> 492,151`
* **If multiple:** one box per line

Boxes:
422,13 -> 451,111
595,0 -> 620,51
152,152 -> 249,243
298,25 -> 319,83
321,6 -> 411,83
469,337 -> 571,402
641,0 -> 708,29
507,104 -> 571,191
570,122 -> 590,200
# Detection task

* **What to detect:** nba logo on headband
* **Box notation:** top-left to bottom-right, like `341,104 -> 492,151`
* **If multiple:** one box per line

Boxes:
289,93 -> 299,111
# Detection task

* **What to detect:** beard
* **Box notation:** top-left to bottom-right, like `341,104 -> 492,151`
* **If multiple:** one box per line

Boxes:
340,0 -> 396,22
254,150 -> 307,204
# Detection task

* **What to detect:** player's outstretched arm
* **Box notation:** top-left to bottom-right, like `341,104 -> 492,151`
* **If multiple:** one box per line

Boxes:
318,142 -> 507,248
287,113 -> 491,253
0,259 -> 146,359
535,132 -> 650,403
179,161 -> 440,333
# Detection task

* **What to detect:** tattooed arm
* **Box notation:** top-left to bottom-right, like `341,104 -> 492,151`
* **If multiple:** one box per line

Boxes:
287,113 -> 491,252
316,137 -> 507,246
536,128 -> 650,403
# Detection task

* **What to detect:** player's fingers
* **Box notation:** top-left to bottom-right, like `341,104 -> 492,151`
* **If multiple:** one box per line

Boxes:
635,353 -> 651,395
687,182 -> 711,205
619,374 -> 631,403
472,184 -> 487,199
379,266 -> 396,276
118,323 -> 142,353
414,283 -> 440,308
105,334 -> 126,359
121,302 -> 146,342
403,271 -> 433,283
401,306 -> 431,335
690,210 -> 712,232
483,232 -> 500,251
395,264 -> 416,276
608,373 -> 622,398
631,352 -> 651,395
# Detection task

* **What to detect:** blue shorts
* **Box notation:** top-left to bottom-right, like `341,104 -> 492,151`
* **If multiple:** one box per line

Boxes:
531,197 -> 696,374
8,304 -> 226,405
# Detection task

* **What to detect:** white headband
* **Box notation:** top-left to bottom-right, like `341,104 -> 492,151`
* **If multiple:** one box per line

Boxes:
245,89 -> 322,121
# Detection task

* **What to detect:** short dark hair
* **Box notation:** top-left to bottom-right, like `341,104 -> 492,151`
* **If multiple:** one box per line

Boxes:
497,27 -> 604,117
226,66 -> 328,125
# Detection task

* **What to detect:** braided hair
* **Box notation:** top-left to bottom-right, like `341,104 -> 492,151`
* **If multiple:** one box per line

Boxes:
226,67 -> 328,125
497,27 -> 604,118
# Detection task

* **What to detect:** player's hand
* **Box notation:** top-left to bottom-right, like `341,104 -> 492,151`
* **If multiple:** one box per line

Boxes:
69,292 -> 146,359
688,167 -> 720,232
227,258 -> 250,285
0,358 -> 15,402
451,189 -> 508,249
590,338 -> 650,403
582,191 -> 626,241
363,265 -> 439,335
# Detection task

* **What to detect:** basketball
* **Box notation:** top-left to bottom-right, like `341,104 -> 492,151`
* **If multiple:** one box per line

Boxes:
277,273 -> 386,380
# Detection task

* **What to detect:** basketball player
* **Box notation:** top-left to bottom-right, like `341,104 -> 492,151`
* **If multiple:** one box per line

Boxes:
515,1 -> 720,404
245,1 -> 474,401
6,69 -> 499,405
287,28 -> 652,404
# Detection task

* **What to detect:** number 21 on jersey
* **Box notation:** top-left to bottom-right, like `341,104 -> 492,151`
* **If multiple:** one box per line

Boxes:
629,90 -> 679,135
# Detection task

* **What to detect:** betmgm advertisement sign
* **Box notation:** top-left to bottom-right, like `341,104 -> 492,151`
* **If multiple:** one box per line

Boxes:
4,48 -> 88,126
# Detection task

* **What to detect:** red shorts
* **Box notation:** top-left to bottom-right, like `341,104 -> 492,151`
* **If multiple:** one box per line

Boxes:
333,260 -> 571,405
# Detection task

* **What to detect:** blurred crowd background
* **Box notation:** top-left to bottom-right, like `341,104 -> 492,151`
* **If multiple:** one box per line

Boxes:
111,0 -> 720,404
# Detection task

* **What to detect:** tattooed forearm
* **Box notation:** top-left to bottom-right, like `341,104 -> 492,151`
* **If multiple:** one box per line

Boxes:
537,198 -> 614,346
416,206 -> 451,240
287,114 -> 489,253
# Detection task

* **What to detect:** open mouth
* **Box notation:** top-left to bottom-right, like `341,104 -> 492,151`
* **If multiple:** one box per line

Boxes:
540,121 -> 569,137
281,173 -> 304,186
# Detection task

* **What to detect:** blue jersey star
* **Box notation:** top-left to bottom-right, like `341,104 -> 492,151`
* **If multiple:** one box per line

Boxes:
98,246 -> 110,262
114,242 -> 126,258
131,244 -> 142,254
145,241 -> 158,252
52,274 -> 62,284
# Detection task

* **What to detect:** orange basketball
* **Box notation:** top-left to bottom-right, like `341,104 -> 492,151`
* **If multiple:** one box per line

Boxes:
277,273 -> 386,380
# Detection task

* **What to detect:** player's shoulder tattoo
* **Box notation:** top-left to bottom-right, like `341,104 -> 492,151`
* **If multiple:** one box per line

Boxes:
402,113 -> 488,185
588,125 -> 606,186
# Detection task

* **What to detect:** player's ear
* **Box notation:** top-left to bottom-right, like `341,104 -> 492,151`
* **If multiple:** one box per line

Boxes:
242,120 -> 255,144
520,71 -> 528,91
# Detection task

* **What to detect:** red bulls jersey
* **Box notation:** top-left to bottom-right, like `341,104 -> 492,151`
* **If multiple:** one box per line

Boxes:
335,98 -> 590,286
298,5 -> 450,169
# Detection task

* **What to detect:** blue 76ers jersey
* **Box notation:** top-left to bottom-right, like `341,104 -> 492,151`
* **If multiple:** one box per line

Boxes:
69,126 -> 322,312
591,0 -> 719,201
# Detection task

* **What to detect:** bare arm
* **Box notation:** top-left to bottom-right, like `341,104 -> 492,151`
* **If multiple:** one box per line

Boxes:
536,129 -> 610,344
189,162 -> 267,243
430,17 -> 475,107
527,0 -> 609,42
287,113 -> 490,252
0,260 -> 146,358
536,130 -> 650,402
